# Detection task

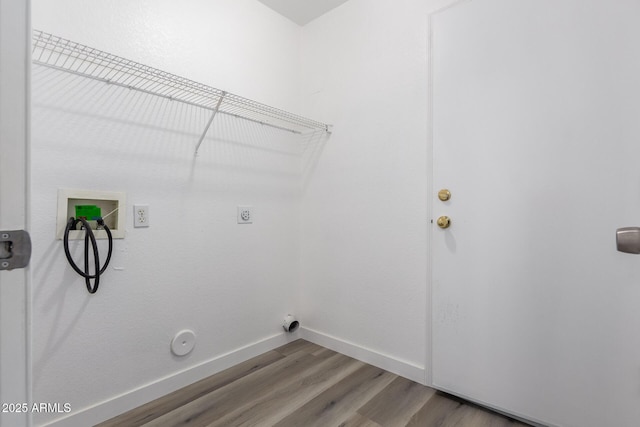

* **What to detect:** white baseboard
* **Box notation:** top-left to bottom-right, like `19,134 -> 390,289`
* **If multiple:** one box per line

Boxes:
300,327 -> 427,385
42,332 -> 299,427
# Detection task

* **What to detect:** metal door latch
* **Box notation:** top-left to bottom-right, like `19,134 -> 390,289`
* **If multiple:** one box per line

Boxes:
0,230 -> 31,270
616,227 -> 640,254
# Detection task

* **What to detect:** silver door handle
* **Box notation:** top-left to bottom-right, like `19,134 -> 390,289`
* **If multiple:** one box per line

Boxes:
616,227 -> 640,254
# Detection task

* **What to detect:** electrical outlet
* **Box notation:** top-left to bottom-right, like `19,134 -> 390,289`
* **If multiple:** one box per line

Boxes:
237,206 -> 253,224
134,204 -> 149,228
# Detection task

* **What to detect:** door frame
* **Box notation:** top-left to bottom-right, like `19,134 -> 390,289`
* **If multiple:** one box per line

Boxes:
426,0 -> 469,389
0,0 -> 31,426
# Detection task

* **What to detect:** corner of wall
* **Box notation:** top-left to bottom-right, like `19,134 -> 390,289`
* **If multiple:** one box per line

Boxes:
300,327 -> 427,385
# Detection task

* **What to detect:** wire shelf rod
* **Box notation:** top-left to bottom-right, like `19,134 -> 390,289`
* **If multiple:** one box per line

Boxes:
35,60 -> 309,135
195,92 -> 226,155
32,30 -> 330,138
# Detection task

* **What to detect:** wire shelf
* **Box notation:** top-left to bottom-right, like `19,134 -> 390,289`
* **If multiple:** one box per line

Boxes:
32,30 -> 331,140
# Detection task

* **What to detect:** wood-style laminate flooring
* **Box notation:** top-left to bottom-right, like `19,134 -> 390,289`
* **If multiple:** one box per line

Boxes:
97,339 -> 531,427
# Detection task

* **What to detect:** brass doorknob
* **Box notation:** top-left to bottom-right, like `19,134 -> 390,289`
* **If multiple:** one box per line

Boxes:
437,216 -> 451,229
438,189 -> 451,201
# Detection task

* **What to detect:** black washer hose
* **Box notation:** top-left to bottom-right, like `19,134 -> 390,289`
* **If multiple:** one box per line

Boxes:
63,217 -> 113,294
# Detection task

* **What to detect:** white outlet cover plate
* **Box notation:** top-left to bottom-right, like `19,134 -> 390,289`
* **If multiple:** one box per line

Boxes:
134,204 -> 149,228
237,206 -> 253,224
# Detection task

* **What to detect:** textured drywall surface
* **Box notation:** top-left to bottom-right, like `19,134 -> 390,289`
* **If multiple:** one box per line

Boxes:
299,0 -> 455,375
31,0 -> 302,424
29,0 -> 458,423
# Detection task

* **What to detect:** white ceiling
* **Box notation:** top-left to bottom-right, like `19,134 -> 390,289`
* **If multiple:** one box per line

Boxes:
257,0 -> 351,26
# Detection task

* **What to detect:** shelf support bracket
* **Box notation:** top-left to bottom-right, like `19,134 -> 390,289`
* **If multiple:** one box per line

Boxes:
195,91 -> 226,156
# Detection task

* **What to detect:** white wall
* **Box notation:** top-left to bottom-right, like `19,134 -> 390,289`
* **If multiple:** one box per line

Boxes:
32,0 -> 302,110
30,0 -> 460,424
31,1 -> 303,425
299,0 -> 454,382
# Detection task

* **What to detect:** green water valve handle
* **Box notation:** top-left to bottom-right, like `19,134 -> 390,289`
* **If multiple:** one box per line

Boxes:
74,205 -> 102,220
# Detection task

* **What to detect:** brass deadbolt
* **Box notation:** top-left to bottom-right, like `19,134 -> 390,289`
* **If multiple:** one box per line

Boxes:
437,216 -> 451,229
438,189 -> 451,202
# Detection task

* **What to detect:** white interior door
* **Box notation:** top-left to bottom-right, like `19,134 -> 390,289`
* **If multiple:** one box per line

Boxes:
431,1 -> 640,426
0,1 -> 30,426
